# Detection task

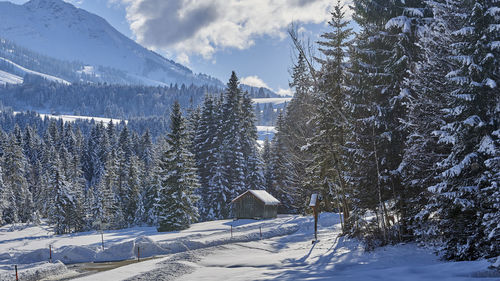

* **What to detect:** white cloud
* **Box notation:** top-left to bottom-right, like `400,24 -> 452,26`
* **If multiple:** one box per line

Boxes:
115,0 -> 348,59
240,76 -> 270,89
277,88 -> 293,97
176,53 -> 190,65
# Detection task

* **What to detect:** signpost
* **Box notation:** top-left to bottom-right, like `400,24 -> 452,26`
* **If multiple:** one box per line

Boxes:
309,193 -> 321,242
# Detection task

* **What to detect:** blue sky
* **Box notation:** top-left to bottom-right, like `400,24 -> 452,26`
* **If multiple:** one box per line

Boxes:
10,0 -> 351,94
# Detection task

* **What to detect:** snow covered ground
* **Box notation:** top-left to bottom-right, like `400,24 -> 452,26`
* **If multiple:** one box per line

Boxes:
37,113 -> 126,125
0,216 -> 304,280
252,98 -> 292,105
0,214 -> 498,281
0,69 -> 23,85
10,110 -> 127,125
0,57 -> 70,85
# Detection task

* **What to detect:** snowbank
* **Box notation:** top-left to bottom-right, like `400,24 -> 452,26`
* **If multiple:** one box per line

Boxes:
96,240 -> 136,262
0,261 -> 68,281
0,253 -> 11,260
54,245 -> 96,264
17,248 -> 50,265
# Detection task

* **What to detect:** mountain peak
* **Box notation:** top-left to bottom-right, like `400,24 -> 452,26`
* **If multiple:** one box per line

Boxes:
23,0 -> 74,11
0,0 -> 224,88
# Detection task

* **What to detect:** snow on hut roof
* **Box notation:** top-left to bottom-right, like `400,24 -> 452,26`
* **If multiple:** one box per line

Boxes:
231,190 -> 280,205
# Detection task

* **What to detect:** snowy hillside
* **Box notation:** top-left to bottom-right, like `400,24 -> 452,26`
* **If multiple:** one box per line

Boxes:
0,69 -> 22,85
0,0 -> 221,87
0,214 -> 497,281
0,57 -> 70,84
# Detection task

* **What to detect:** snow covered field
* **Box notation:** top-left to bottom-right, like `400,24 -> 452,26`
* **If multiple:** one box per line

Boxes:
11,110 -> 127,125
252,98 -> 292,105
0,69 -> 23,85
0,214 -> 498,281
0,57 -> 70,85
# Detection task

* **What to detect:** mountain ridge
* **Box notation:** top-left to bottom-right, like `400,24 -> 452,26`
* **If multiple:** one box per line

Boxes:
0,0 -> 221,87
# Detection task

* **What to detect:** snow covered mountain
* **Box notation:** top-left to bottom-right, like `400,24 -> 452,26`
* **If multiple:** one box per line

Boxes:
0,0 -> 222,87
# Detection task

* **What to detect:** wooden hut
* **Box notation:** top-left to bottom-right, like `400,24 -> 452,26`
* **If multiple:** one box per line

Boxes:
231,190 -> 280,219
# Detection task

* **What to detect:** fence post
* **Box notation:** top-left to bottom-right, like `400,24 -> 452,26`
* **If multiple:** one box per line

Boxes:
15,265 -> 18,281
260,226 -> 262,240
137,246 -> 140,262
49,244 -> 52,263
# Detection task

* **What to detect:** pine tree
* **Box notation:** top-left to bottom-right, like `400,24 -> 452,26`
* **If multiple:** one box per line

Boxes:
193,95 -> 222,220
399,0 -> 457,239
271,111 -> 295,213
262,137 -> 274,194
280,53 -> 315,214
308,1 -> 353,220
47,148 -> 77,234
0,164 -> 14,225
344,23 -> 391,238
3,133 -> 32,223
350,0 -> 430,240
428,0 -> 500,260
220,72 -> 246,201
240,90 -> 264,190
125,155 -> 141,225
154,102 -> 199,231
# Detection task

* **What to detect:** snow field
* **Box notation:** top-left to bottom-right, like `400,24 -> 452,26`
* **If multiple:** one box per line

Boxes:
0,57 -> 70,85
252,98 -> 292,105
173,213 -> 499,281
0,69 -> 23,85
0,216 -> 306,280
11,110 -> 127,125
1,214 -> 498,281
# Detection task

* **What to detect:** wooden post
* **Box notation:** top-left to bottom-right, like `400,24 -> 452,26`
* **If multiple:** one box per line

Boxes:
137,246 -> 140,262
15,265 -> 18,281
101,231 -> 104,251
49,244 -> 52,263
314,206 -> 318,241
259,226 -> 262,240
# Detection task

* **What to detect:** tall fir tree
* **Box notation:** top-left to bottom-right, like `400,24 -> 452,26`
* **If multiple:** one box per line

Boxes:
220,72 -> 246,202
271,111 -> 295,213
427,0 -> 500,260
308,1 -> 353,222
154,102 -> 199,231
3,133 -> 32,223
281,53 -> 315,214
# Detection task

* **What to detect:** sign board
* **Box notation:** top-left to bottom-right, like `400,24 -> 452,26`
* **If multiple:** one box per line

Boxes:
309,193 -> 318,207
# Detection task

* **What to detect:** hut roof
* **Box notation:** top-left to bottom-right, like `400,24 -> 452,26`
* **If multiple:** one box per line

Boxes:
231,190 -> 280,206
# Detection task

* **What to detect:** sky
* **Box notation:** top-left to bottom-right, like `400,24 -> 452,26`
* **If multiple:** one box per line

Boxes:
9,0 -> 353,95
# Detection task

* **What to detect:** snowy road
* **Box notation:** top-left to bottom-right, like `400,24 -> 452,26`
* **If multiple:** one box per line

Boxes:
70,214 -> 499,281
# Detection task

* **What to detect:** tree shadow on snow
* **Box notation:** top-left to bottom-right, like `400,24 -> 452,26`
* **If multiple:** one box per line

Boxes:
264,236 -> 367,280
